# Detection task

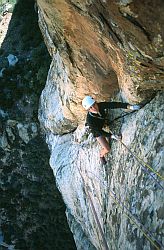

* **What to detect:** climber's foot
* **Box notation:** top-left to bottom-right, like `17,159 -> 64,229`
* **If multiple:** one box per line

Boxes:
117,134 -> 122,140
111,134 -> 122,141
100,156 -> 107,165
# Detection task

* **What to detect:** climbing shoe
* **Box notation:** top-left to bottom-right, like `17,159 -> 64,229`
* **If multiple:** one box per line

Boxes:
129,105 -> 141,111
111,134 -> 122,141
100,156 -> 107,165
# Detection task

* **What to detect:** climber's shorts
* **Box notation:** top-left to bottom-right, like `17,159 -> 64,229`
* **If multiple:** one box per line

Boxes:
93,130 -> 111,138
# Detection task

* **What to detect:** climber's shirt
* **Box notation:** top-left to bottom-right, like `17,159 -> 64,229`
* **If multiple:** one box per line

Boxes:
86,102 -> 128,137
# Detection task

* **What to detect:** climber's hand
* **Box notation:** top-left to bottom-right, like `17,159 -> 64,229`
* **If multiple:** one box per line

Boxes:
128,105 -> 141,111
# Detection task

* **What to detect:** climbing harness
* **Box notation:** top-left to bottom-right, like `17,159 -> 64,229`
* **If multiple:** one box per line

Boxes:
108,129 -> 164,190
87,170 -> 163,250
88,112 -> 105,120
78,166 -> 109,250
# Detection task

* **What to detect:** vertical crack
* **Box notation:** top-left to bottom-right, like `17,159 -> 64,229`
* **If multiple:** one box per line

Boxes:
122,13 -> 151,42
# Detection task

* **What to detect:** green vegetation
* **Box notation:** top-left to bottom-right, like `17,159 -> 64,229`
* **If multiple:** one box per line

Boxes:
0,0 -> 17,14
1,136 -> 76,250
0,0 -> 77,249
0,0 -> 51,120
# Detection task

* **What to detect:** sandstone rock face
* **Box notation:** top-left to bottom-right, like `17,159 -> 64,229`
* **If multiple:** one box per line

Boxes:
37,0 -> 164,249
38,0 -> 164,131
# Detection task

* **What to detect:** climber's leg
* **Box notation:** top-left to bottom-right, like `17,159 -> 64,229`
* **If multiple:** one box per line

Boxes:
96,136 -> 111,165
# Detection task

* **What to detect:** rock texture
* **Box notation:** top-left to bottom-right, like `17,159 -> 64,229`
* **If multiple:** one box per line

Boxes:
40,92 -> 164,249
38,0 -> 164,132
37,0 -> 164,249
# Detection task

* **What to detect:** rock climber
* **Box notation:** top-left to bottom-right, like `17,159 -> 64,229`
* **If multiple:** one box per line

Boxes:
82,96 -> 140,165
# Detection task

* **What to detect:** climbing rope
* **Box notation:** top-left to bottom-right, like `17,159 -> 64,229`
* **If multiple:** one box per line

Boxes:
88,108 -> 164,184
87,170 -> 163,250
108,96 -> 156,125
108,110 -> 136,125
79,98 -> 163,249
121,140 -> 164,181
108,129 -> 164,190
120,140 -> 164,185
78,166 -> 109,250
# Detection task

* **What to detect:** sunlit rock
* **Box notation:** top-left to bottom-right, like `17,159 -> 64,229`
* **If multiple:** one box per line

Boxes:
44,93 -> 164,249
7,54 -> 18,67
37,0 -> 164,249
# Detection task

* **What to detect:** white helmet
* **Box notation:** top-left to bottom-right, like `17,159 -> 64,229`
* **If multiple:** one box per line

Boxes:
82,96 -> 95,110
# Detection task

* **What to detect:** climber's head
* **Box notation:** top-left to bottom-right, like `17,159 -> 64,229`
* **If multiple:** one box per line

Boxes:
82,96 -> 99,113
82,96 -> 95,110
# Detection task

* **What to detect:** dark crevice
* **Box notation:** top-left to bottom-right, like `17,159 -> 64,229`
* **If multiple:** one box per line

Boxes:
140,63 -> 149,67
139,62 -> 164,72
71,2 -> 84,13
99,13 -> 124,47
122,13 -> 152,42
98,0 -> 106,9
53,126 -> 77,136
76,65 -> 84,76
65,40 -> 75,66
